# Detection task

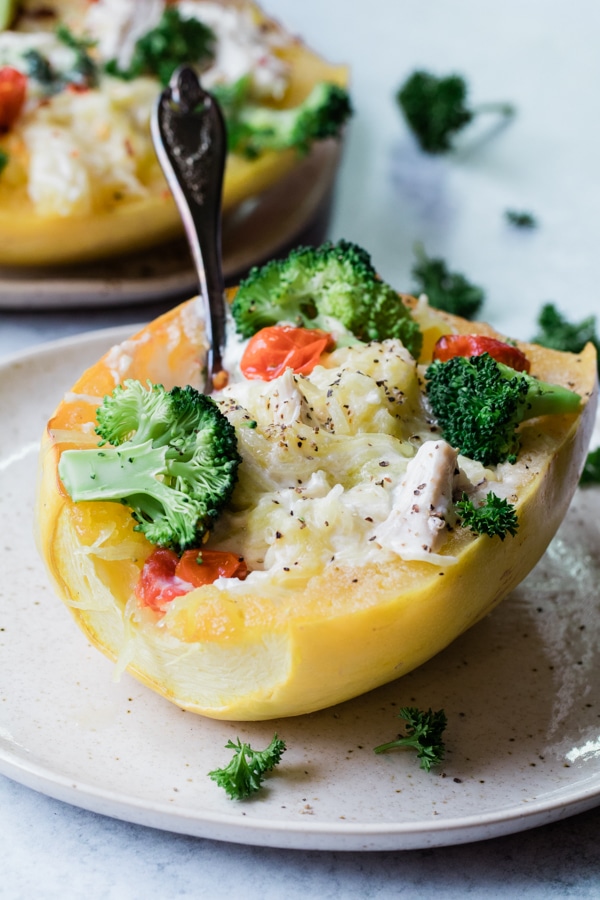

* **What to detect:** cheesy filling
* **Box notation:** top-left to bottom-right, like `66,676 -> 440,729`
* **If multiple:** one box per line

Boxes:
204,339 -> 509,583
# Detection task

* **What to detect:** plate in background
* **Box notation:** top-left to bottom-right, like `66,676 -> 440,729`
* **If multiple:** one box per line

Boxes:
0,142 -> 341,311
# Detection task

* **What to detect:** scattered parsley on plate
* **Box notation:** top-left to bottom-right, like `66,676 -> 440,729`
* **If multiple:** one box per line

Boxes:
209,734 -> 287,800
374,707 -> 447,771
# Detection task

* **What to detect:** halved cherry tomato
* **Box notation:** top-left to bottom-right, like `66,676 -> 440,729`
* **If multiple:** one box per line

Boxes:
176,549 -> 248,587
136,547 -> 248,612
432,334 -> 531,372
136,548 -> 182,612
0,67 -> 27,132
240,325 -> 335,380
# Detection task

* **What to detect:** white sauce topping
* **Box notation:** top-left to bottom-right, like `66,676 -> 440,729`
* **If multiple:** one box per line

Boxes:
83,0 -> 165,69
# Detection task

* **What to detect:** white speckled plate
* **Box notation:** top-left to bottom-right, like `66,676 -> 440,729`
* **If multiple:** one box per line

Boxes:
1,328 -> 600,852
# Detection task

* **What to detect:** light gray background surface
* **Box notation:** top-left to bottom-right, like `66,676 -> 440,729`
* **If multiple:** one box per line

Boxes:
2,1 -> 600,896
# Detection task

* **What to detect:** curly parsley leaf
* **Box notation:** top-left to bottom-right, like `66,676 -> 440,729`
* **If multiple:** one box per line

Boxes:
532,303 -> 599,368
209,734 -> 286,800
456,492 -> 519,539
505,209 -> 537,229
374,707 -> 447,772
412,244 -> 484,320
56,24 -> 99,88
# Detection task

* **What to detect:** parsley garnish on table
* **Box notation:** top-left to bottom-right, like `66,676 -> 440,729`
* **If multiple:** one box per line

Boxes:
411,244 -> 485,320
532,303 -> 599,366
505,209 -> 537,229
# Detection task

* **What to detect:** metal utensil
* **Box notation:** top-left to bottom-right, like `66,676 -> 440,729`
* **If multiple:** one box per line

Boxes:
151,65 -> 228,393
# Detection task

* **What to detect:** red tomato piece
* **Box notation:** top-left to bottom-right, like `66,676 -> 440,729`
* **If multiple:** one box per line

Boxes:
175,549 -> 248,586
135,548 -> 184,612
432,334 -> 531,372
136,547 -> 248,612
240,325 -> 335,380
0,67 -> 27,131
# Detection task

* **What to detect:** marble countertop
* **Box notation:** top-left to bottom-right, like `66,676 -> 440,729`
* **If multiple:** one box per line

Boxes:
2,0 -> 600,896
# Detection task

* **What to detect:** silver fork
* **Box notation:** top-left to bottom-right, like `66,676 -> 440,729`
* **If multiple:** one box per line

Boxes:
151,65 -> 228,393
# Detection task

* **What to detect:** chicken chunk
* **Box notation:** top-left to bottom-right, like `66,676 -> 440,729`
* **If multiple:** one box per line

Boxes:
373,439 -> 459,564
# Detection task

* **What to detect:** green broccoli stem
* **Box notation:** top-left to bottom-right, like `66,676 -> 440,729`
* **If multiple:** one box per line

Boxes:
236,105 -> 299,144
497,363 -> 581,419
59,441 -> 172,505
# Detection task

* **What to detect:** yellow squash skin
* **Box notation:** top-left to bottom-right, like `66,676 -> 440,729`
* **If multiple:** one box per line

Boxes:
0,3 -> 348,266
36,299 -> 598,720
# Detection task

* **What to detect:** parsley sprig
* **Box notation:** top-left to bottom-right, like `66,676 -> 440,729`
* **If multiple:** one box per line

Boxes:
532,303 -> 599,367
412,244 -> 484,320
374,707 -> 447,771
505,209 -> 537,229
456,492 -> 519,540
209,734 -> 286,800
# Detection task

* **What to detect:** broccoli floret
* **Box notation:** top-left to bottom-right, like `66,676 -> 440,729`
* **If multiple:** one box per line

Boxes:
411,244 -> 484,320
218,80 -> 352,158
230,240 -> 423,359
425,353 -> 581,466
396,70 -> 514,154
58,380 -> 241,553
456,491 -> 519,539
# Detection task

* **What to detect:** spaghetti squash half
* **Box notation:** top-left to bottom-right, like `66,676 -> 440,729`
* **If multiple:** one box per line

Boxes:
36,287 -> 598,720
